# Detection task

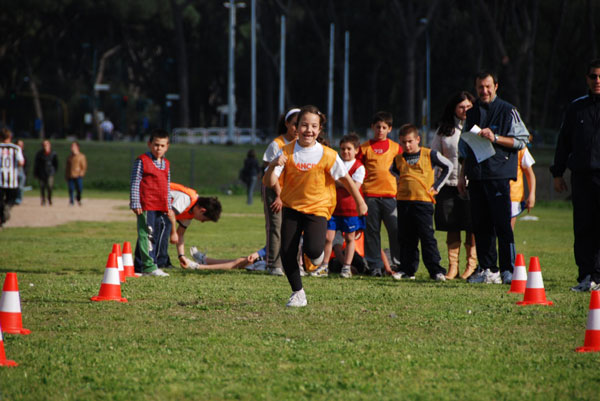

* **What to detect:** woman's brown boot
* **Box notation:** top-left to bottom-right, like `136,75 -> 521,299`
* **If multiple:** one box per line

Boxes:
460,243 -> 478,279
445,242 -> 461,279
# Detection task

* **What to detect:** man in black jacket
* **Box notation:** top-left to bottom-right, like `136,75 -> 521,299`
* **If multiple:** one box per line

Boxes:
551,59 -> 600,292
458,71 -> 530,285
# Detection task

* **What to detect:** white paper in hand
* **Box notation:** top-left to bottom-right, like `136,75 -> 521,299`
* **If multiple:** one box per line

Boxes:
461,125 -> 495,163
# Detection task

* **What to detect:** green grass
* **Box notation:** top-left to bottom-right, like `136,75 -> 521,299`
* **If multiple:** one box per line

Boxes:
0,197 -> 598,400
20,140 -> 268,194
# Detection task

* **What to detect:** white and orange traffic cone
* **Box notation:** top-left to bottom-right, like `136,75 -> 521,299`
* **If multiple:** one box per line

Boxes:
0,273 -> 31,335
508,253 -> 527,294
122,241 -> 137,278
0,323 -> 18,367
576,290 -> 600,352
112,243 -> 126,283
516,256 -> 553,306
91,253 -> 128,303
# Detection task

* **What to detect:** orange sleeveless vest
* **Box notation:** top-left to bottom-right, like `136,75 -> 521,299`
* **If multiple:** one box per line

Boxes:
360,139 -> 400,197
394,148 -> 436,203
170,182 -> 199,220
280,143 -> 338,219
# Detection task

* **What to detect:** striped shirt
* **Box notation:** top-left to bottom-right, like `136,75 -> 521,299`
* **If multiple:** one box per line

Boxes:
0,143 -> 24,189
129,152 -> 171,210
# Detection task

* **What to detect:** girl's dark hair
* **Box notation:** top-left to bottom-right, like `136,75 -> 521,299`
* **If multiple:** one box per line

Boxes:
246,149 -> 256,158
295,105 -> 326,129
276,107 -> 300,135
436,91 -> 476,137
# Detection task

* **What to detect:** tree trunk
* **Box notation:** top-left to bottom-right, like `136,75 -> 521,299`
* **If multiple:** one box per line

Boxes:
27,69 -> 45,139
170,0 -> 192,128
539,0 -> 568,129
93,45 -> 121,141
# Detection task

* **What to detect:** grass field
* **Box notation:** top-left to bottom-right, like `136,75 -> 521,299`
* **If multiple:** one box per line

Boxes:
0,195 -> 598,400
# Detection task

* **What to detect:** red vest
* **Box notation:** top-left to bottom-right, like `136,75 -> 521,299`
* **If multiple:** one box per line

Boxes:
139,153 -> 170,212
333,160 -> 364,216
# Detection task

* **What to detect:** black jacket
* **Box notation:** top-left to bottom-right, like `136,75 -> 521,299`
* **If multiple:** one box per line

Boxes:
551,93 -> 600,177
33,150 -> 58,180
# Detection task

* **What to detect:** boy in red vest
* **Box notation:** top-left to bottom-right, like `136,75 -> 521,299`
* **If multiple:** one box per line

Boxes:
312,133 -> 366,278
392,124 -> 453,281
130,129 -> 176,277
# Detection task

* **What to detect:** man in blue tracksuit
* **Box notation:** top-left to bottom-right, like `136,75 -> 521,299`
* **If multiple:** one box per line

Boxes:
458,71 -> 530,285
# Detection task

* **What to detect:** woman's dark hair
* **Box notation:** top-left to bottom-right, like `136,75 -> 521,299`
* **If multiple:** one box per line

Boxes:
436,91 -> 476,137
246,149 -> 256,159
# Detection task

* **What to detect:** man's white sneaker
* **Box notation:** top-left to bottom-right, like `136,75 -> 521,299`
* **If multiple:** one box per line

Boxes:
434,273 -> 447,282
310,251 -> 325,267
501,271 -> 513,284
483,269 -> 502,284
143,268 -> 169,277
340,266 -> 352,278
189,247 -> 207,264
571,275 -> 592,292
286,289 -> 307,307
268,267 -> 285,276
467,267 -> 486,283
310,265 -> 328,277
392,272 -> 415,281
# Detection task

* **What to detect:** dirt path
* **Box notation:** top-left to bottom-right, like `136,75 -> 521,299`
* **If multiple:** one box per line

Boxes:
4,196 -> 132,228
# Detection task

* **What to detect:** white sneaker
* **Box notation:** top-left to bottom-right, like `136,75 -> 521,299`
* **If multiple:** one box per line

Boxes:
571,275 -> 591,292
310,265 -> 328,277
434,273 -> 446,282
268,267 -> 285,276
310,251 -> 325,267
501,271 -> 513,284
483,269 -> 502,284
467,267 -> 486,283
340,266 -> 352,278
246,260 -> 267,271
143,268 -> 169,277
186,261 -> 200,270
591,281 -> 600,291
189,247 -> 207,264
286,289 -> 307,307
392,272 -> 415,281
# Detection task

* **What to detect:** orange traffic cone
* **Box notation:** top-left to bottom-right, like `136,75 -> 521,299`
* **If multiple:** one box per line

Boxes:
576,290 -> 600,352
112,243 -> 126,283
122,241 -> 137,278
91,253 -> 128,303
508,254 -> 528,294
517,256 -> 553,306
0,324 -> 18,367
0,273 -> 31,335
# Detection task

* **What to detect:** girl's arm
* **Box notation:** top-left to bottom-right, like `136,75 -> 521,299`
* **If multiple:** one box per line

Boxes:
263,153 -> 287,188
523,165 -> 536,211
338,174 -> 368,216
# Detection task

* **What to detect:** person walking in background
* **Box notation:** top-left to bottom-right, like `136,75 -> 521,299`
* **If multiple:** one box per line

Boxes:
551,58 -> 600,292
14,139 -> 27,205
240,149 -> 260,205
33,139 -> 58,206
431,91 -> 478,280
458,71 -> 530,285
0,128 -> 24,229
261,107 -> 300,276
65,141 -> 87,206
